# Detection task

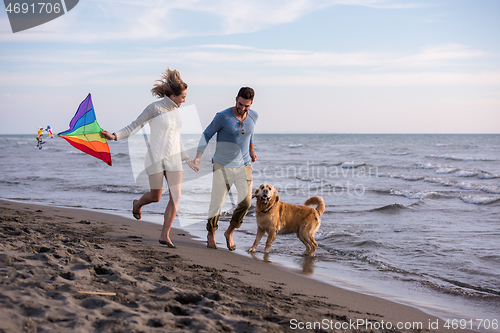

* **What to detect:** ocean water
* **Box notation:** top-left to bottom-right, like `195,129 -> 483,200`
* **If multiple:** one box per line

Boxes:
1,133 -> 499,329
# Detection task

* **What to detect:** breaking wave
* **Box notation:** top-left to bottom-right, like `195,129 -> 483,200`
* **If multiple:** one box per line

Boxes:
426,154 -> 496,162
370,203 -> 407,212
460,196 -> 500,205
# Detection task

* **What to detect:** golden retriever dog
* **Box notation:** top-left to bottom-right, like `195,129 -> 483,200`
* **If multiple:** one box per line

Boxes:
249,184 -> 325,256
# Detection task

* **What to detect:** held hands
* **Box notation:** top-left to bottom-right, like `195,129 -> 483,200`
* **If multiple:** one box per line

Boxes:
187,159 -> 199,172
193,157 -> 201,170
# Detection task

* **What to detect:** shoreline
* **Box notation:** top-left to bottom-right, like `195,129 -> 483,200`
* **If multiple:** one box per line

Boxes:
0,199 -> 478,332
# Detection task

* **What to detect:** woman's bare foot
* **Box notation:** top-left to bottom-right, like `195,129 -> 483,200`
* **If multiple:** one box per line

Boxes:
132,200 -> 141,220
159,239 -> 177,248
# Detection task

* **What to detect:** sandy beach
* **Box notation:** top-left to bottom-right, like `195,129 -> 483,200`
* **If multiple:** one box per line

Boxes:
0,199 -> 476,333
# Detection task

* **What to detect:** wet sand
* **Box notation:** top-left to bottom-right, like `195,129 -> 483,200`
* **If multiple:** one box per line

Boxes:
0,199 -> 475,332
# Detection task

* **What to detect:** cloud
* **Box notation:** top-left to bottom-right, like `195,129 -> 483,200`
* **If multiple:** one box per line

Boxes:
187,71 -> 500,87
0,42 -> 488,69
0,42 -> 495,89
2,67 -> 499,89
382,44 -> 490,69
130,43 -> 491,69
0,0 -> 427,42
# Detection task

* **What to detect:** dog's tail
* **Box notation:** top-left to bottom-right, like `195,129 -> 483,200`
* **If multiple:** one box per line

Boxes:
303,196 -> 325,216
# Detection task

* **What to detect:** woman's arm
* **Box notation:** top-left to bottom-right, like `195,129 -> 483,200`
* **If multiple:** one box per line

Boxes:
104,104 -> 156,141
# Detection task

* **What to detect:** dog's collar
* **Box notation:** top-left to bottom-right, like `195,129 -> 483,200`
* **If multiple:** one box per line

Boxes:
260,201 -> 276,214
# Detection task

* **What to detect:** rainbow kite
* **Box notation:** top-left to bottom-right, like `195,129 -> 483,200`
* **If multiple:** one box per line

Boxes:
58,94 -> 112,166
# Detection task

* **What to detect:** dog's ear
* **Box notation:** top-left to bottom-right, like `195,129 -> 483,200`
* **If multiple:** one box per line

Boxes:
273,188 -> 279,203
252,188 -> 259,199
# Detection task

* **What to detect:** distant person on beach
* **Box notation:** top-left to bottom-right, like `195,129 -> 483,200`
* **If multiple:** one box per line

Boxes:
102,68 -> 198,248
193,87 -> 258,251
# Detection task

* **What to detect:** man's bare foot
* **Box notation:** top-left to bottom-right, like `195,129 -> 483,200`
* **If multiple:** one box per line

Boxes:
224,230 -> 236,251
207,232 -> 217,249
132,200 -> 141,220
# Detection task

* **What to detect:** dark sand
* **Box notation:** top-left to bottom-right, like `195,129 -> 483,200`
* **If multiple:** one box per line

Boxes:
0,199 -> 475,332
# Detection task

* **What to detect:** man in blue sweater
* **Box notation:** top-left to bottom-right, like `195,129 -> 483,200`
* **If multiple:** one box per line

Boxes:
194,87 -> 258,250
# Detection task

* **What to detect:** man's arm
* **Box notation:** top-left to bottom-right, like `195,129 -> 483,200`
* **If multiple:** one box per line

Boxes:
249,143 -> 258,162
194,111 -> 225,168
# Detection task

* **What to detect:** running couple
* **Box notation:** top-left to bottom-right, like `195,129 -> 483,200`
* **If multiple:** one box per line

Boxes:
102,69 -> 258,250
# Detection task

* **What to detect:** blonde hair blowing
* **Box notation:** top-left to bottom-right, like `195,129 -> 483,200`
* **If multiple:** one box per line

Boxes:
151,68 -> 188,98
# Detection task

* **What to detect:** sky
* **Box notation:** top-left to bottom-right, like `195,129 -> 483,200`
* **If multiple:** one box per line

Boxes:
1,0 -> 499,134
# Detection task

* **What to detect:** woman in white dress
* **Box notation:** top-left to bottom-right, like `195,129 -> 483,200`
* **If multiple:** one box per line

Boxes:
102,69 -> 198,248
